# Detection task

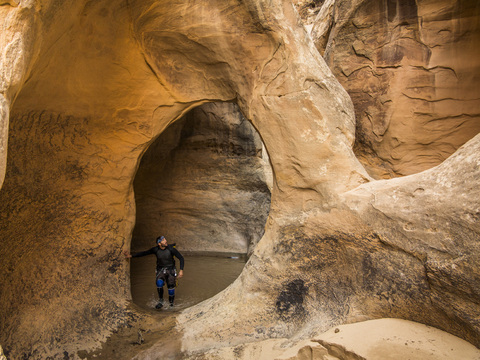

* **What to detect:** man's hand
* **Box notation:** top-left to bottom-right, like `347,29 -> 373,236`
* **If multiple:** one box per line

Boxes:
124,250 -> 132,259
178,270 -> 184,278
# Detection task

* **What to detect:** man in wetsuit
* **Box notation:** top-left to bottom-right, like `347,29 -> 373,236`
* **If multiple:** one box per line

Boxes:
125,236 -> 184,309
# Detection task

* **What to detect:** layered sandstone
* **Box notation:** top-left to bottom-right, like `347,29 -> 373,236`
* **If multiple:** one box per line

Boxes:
0,0 -> 478,359
311,0 -> 480,178
0,0 -> 367,357
175,138 -> 480,358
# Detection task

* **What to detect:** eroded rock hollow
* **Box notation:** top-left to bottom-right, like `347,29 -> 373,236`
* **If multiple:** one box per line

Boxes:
0,0 -> 478,359
132,102 -> 272,255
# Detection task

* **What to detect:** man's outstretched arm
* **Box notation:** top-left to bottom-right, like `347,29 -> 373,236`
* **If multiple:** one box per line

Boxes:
124,248 -> 155,258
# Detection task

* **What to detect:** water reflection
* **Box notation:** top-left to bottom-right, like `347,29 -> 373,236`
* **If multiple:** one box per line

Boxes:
130,254 -> 246,311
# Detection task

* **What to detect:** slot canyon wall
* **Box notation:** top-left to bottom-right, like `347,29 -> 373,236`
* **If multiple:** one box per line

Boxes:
307,0 -> 480,178
0,0 -> 478,359
132,102 -> 272,254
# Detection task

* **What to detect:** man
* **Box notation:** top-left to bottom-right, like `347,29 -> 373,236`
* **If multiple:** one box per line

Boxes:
125,236 -> 184,309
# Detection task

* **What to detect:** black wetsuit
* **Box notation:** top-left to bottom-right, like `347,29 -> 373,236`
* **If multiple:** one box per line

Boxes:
132,245 -> 185,271
132,244 -> 184,306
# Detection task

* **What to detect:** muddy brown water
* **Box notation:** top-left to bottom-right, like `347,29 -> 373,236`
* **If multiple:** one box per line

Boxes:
80,254 -> 246,359
130,254 -> 247,311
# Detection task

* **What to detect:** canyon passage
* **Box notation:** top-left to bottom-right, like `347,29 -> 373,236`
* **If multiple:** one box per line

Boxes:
0,0 -> 479,359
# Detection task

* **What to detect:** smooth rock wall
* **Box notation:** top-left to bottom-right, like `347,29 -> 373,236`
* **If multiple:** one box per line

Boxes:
0,0 -> 478,358
0,0 -> 368,357
132,102 -> 271,254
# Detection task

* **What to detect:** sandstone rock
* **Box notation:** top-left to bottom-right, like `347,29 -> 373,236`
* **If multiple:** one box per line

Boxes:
143,318 -> 480,359
0,0 -> 368,357
292,0 -> 325,31
311,0 -> 480,178
0,0 -> 38,187
314,318 -> 480,360
309,0 -> 335,55
343,133 -> 480,345
0,95 -> 8,188
132,102 -> 272,255
0,345 -> 6,360
174,138 -> 480,358
0,0 -> 478,358
178,338 -> 332,360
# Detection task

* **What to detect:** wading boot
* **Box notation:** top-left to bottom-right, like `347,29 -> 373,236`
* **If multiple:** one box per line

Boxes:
156,288 -> 164,309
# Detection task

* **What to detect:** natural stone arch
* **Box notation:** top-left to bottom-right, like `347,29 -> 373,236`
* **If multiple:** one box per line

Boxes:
0,0 -> 367,357
132,101 -> 272,255
0,0 -> 478,358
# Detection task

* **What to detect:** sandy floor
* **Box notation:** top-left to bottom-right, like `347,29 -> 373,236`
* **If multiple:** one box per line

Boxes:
78,314 -> 480,360
77,304 -> 182,360
178,318 -> 480,360
313,318 -> 480,360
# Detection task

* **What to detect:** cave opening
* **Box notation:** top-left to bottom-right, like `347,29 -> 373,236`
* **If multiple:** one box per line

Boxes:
130,102 -> 272,310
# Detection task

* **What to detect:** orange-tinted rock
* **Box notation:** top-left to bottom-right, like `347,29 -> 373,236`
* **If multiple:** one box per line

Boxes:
0,0 -> 478,358
0,0 -> 367,357
312,0 -> 480,178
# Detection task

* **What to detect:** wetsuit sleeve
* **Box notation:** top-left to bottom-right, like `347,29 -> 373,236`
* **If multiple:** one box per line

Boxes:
131,247 -> 156,258
171,248 -> 185,270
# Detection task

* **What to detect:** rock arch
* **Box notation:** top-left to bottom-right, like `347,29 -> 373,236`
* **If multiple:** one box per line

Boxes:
0,0 -> 478,358
132,101 -> 272,255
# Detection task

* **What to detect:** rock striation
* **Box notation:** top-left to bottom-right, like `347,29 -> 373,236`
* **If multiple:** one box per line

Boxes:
0,0 -> 367,357
175,137 -> 480,357
0,0 -> 478,359
311,0 -> 480,178
344,133 -> 480,343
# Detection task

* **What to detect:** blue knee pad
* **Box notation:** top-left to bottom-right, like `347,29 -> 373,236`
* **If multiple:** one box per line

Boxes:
168,288 -> 175,296
156,279 -> 164,288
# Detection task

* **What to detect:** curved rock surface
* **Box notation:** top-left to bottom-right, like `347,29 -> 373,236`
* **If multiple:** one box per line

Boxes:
132,102 -> 271,254
0,0 -> 478,359
0,0 -> 367,357
173,136 -> 479,358
177,318 -> 480,360
311,0 -> 480,178
0,0 -> 39,187
344,133 -> 480,343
